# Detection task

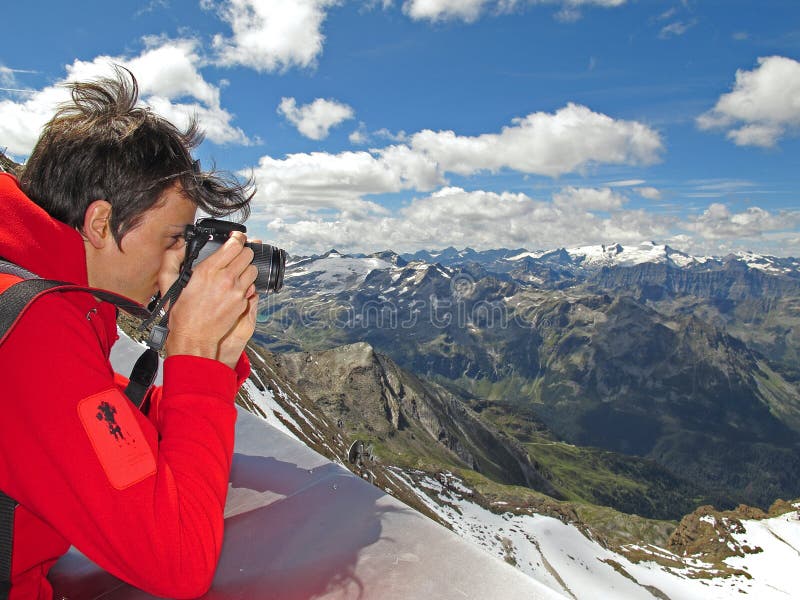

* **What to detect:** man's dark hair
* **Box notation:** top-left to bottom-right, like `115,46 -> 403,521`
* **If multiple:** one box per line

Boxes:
19,66 -> 253,245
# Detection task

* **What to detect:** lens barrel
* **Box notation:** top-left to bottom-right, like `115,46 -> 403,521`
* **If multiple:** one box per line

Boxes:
185,218 -> 287,294
247,242 -> 286,293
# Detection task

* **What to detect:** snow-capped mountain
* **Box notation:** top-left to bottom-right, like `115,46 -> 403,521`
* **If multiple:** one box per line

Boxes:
401,241 -> 800,277
557,241 -> 704,269
276,243 -> 800,314
258,243 -> 800,513
396,469 -> 800,600
728,250 -> 800,276
286,249 -> 395,293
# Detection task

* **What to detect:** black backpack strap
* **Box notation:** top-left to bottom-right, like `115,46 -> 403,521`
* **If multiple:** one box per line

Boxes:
0,490 -> 16,600
124,348 -> 160,410
0,278 -> 150,347
0,278 -> 156,409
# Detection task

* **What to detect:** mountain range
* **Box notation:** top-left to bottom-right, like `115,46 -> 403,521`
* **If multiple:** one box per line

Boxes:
256,242 -> 800,511
231,336 -> 800,599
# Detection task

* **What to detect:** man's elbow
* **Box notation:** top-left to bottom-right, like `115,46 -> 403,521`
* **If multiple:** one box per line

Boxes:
139,546 -> 221,599
147,567 -> 217,599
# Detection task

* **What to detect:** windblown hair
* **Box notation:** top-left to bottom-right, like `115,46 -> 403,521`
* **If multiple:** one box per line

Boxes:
19,66 -> 252,245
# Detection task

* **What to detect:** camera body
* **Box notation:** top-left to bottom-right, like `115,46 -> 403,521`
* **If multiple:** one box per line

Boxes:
183,218 -> 286,294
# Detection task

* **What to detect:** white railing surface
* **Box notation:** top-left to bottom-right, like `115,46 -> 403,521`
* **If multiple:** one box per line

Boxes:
49,404 -> 565,599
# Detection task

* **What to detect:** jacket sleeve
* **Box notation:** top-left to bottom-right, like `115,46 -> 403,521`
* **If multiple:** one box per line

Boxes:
2,294 -> 241,599
144,351 -> 251,431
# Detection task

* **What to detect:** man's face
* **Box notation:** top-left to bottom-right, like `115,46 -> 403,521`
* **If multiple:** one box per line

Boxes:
108,184 -> 197,304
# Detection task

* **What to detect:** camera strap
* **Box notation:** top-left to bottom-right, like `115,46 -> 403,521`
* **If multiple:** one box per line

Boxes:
128,233 -> 211,407
137,232 -> 208,353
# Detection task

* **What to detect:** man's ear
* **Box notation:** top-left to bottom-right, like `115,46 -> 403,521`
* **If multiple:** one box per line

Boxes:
83,200 -> 113,249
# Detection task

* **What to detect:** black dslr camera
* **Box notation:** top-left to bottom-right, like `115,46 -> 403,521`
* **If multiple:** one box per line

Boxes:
183,217 -> 286,294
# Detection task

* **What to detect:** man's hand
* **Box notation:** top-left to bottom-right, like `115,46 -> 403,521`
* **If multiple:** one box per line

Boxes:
163,231 -> 258,368
217,291 -> 258,369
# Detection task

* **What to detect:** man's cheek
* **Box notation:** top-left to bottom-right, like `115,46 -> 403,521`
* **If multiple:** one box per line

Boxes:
157,247 -> 184,294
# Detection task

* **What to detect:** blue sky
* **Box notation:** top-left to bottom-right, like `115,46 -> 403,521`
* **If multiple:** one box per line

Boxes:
1,0 -> 799,256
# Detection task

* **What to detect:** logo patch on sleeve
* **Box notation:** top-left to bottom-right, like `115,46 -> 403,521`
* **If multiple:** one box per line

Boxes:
78,388 -> 157,490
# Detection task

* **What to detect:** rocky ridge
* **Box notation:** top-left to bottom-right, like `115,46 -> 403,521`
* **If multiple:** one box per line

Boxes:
257,249 -> 800,509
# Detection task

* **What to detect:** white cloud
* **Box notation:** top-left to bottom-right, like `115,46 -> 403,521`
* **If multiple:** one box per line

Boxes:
684,203 -> 800,240
374,128 -> 408,142
278,97 -> 354,140
697,56 -> 800,148
635,186 -> 662,200
211,0 -> 340,72
0,65 -> 37,90
400,0 -> 626,23
656,7 -> 677,20
247,149 -> 442,221
347,124 -> 408,146
349,122 -> 369,145
409,103 -> 662,177
0,66 -> 17,88
658,19 -> 697,39
0,39 -> 250,157
726,124 -> 784,148
376,144 -> 444,189
246,103 -> 662,249
607,179 -> 645,187
259,185 -> 671,254
553,186 -> 626,211
247,103 -> 660,230
247,153 -> 798,255
0,85 -> 65,155
403,0 -> 488,22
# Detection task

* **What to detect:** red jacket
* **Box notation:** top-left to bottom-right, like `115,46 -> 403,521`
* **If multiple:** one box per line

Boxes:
0,173 -> 249,599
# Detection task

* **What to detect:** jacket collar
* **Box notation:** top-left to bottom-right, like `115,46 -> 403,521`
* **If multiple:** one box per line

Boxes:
0,173 -> 89,285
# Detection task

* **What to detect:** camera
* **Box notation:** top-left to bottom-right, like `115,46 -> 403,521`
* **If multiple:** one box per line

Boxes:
183,218 -> 286,294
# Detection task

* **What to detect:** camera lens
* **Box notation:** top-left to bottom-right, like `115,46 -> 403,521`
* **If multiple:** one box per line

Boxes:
247,242 -> 286,293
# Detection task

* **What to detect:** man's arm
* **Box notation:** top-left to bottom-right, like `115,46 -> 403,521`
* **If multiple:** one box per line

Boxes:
3,294 -> 238,598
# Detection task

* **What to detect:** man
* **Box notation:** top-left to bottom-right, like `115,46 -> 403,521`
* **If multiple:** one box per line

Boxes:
0,68 -> 258,599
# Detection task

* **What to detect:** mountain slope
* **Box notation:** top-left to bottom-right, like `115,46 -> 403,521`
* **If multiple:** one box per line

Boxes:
274,341 -> 715,519
256,247 -> 800,509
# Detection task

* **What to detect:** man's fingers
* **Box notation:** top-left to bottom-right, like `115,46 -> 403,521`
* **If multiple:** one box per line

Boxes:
202,231 -> 248,269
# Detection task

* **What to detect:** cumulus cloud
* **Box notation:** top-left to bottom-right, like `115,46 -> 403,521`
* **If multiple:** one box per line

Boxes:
684,203 -> 800,240
246,103 -> 663,250
409,103 -> 662,177
697,56 -> 800,148
248,103 -> 660,226
210,0 -> 339,72
553,186 -> 626,211
403,0 -> 488,22
248,149 -> 442,220
0,38 -> 250,157
348,124 -> 408,146
349,122 -> 369,145
247,148 -> 797,255
243,101 -> 670,254
635,186 -> 662,200
278,97 -> 354,140
400,0 -> 626,22
266,196 -> 800,257
259,185 -> 671,254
